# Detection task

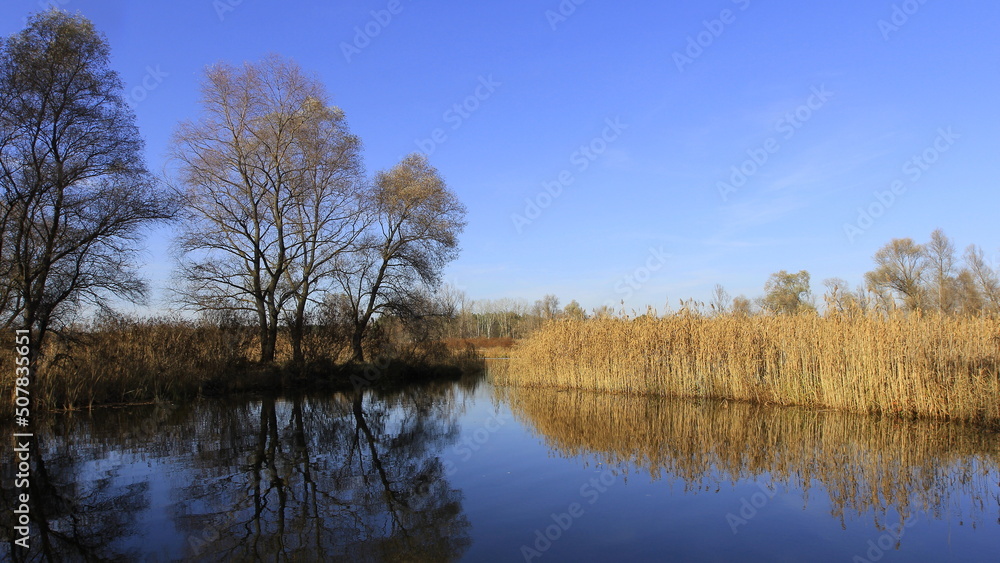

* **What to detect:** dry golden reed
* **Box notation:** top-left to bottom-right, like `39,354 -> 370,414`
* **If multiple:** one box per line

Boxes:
498,385 -> 1000,523
494,313 -> 1000,426
1,316 -> 482,411
26,318 -> 255,410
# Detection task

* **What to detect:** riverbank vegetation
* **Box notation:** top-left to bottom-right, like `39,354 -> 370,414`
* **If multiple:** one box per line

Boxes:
4,312 -> 483,411
495,313 -> 1000,427
492,229 -> 1000,427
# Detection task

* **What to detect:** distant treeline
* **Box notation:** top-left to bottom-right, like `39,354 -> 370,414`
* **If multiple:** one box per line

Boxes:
443,229 -> 999,341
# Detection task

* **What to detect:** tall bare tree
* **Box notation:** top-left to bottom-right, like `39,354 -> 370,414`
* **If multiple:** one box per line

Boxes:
337,154 -> 466,362
171,56 -> 363,363
924,228 -> 956,313
281,98 -> 365,364
0,10 -> 174,349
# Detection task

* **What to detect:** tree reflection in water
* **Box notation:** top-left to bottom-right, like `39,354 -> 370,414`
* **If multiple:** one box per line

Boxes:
1,379 -> 477,562
1,430 -> 149,562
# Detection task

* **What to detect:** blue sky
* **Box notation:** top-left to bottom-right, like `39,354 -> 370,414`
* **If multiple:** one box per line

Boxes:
3,0 -> 999,313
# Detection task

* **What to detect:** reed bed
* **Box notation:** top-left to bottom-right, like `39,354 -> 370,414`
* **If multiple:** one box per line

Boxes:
494,313 -> 1000,426
0,316 -> 484,411
498,385 -> 1000,523
16,318 -> 257,410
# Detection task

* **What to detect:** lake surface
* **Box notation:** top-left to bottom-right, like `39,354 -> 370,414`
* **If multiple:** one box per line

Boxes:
3,372 -> 999,561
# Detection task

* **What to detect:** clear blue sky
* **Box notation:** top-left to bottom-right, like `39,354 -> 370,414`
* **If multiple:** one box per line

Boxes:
4,0 -> 999,313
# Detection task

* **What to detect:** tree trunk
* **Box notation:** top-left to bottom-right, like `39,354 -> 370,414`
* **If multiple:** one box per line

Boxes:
290,295 -> 307,365
351,323 -> 365,363
256,300 -> 274,363
260,332 -> 276,364
290,320 -> 304,365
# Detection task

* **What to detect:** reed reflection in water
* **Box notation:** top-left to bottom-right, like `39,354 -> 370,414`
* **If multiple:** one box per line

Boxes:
499,385 -> 1000,528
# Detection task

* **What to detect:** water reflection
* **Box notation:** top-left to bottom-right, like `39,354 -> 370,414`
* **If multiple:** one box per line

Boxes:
5,379 -> 999,561
500,386 -> 1000,527
0,430 -> 150,562
1,379 -> 478,562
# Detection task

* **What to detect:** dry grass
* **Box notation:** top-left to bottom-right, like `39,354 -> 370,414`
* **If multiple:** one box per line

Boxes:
10,317 -> 257,410
442,337 -> 515,358
498,384 -> 1000,522
442,337 -> 516,350
494,313 -> 1000,426
0,316 -> 486,411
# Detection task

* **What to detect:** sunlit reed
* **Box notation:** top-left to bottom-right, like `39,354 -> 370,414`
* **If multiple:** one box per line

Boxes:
494,313 -> 1000,426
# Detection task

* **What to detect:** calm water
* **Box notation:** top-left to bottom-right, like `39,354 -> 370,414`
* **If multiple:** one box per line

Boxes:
3,373 -> 999,562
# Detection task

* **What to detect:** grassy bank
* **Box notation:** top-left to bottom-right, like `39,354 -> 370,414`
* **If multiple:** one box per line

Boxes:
493,314 -> 1000,427
2,316 -> 484,411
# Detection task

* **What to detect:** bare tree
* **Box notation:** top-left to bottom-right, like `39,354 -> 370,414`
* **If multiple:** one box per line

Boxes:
337,154 -> 466,362
563,299 -> 586,321
952,269 -> 983,316
731,295 -> 753,317
0,10 -> 174,349
924,228 -> 956,313
864,238 -> 927,311
533,294 -> 560,320
963,244 -> 1000,314
171,56 -> 363,363
761,270 -> 813,315
822,277 -> 858,316
280,99 -> 365,364
710,284 -> 731,316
